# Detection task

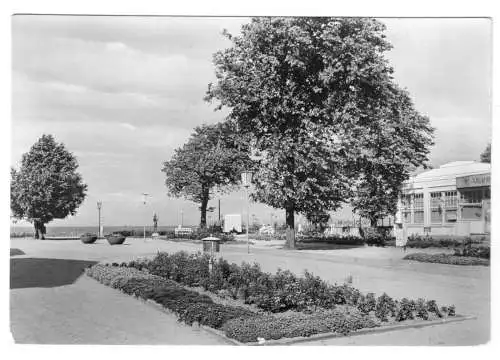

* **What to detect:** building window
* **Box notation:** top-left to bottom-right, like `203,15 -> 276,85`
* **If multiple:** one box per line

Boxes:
460,189 -> 484,204
444,191 -> 458,222
413,193 -> 424,224
430,192 -> 442,224
484,188 -> 490,199
461,205 -> 483,220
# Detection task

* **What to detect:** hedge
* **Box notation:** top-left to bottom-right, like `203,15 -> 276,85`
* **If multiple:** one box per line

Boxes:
404,253 -> 489,266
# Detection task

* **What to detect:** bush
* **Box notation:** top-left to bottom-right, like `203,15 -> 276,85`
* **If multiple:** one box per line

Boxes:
375,293 -> 397,321
454,246 -> 490,259
223,309 -> 379,343
426,300 -> 443,318
297,235 -> 365,246
406,235 -> 473,249
356,293 -> 377,314
395,298 -> 415,321
415,298 -> 429,320
360,227 -> 393,247
404,253 -> 489,266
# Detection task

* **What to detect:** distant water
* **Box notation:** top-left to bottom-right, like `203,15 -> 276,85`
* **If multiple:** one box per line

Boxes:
10,225 -> 195,237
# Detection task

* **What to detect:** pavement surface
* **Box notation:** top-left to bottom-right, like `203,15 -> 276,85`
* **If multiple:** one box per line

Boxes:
10,237 -> 490,345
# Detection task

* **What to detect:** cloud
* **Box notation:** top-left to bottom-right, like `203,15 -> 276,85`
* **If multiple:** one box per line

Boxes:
120,123 -> 137,131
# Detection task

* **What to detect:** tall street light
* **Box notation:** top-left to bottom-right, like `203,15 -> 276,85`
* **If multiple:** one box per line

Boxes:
97,201 -> 102,238
142,193 -> 149,241
241,171 -> 253,254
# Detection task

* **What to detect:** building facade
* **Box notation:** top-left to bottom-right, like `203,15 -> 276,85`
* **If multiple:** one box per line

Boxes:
398,161 -> 491,236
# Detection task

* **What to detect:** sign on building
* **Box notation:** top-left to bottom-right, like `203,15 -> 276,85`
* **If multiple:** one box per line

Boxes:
456,173 -> 490,189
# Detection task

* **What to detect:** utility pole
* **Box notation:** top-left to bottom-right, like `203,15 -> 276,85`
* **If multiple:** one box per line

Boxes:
241,171 -> 253,254
97,201 -> 102,238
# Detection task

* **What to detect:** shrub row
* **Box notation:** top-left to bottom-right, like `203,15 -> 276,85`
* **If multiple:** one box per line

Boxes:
127,252 -> 456,322
223,308 -> 378,343
85,264 -> 254,329
406,235 -> 488,249
404,253 -> 489,266
297,235 -> 365,246
453,246 -> 490,259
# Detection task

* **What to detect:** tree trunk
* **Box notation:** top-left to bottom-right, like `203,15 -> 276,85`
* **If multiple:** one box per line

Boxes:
200,189 -> 209,229
285,204 -> 295,249
34,221 -> 39,239
370,217 -> 378,229
33,220 -> 45,240
41,223 -> 46,240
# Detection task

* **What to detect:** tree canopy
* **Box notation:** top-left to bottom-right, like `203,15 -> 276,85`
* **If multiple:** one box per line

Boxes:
480,143 -> 491,163
349,86 -> 434,226
10,134 -> 88,239
162,122 -> 253,228
206,17 -> 434,248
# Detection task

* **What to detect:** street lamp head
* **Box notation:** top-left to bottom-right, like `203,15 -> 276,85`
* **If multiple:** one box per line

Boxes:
97,201 -> 102,210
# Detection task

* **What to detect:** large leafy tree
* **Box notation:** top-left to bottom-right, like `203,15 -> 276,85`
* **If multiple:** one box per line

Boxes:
480,143 -> 491,163
349,87 -> 434,226
206,17 -> 433,248
10,134 -> 88,239
162,122 -> 252,228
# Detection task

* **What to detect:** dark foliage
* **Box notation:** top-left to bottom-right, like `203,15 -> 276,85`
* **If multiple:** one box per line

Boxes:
223,310 -> 378,343
404,253 -> 489,266
129,251 -> 455,322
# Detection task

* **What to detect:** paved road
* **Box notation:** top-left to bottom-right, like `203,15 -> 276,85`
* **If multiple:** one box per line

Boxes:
10,237 -> 490,345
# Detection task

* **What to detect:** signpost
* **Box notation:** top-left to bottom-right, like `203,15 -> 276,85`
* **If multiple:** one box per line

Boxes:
142,193 -> 149,241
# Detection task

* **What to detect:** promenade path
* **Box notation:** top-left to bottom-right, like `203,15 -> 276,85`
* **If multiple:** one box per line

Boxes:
10,237 -> 489,345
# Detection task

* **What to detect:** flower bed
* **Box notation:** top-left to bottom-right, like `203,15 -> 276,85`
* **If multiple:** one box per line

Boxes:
223,308 -> 378,343
404,253 -> 489,266
86,253 -> 458,343
85,264 -> 255,329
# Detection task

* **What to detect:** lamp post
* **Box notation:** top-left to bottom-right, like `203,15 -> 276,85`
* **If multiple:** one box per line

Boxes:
142,193 -> 149,241
97,201 -> 102,238
241,171 -> 253,254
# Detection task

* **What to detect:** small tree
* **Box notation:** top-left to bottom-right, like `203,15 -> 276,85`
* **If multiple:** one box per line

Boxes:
480,143 -> 491,163
10,134 -> 88,239
162,122 -> 252,228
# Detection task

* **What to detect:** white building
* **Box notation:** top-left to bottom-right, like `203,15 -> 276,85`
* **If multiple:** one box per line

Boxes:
399,161 -> 491,236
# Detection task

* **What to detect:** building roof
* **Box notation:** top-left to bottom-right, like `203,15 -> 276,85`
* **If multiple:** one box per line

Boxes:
404,161 -> 491,189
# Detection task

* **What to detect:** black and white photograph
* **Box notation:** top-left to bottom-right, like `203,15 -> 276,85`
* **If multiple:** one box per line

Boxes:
7,9 -> 494,348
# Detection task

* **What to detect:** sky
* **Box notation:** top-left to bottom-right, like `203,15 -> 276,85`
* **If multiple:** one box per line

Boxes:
10,16 -> 492,227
